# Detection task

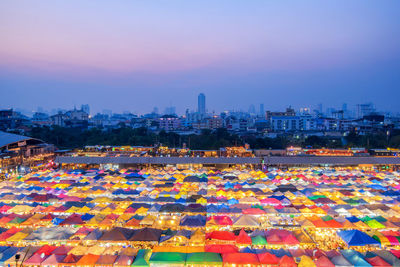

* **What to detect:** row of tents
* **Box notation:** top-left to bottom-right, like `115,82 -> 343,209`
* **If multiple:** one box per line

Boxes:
0,167 -> 399,259
0,245 -> 400,266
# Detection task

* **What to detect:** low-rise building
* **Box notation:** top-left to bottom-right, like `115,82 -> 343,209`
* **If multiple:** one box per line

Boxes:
158,115 -> 181,132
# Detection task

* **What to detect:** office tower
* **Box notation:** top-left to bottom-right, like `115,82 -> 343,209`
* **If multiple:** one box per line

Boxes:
249,104 -> 256,114
198,93 -> 206,114
318,103 -> 323,114
102,109 -> 112,117
81,104 -> 90,115
259,104 -> 264,116
164,106 -> 176,115
357,103 -> 375,118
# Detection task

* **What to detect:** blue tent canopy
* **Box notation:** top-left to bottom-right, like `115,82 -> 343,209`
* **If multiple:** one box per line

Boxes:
180,215 -> 206,227
338,230 -> 380,247
340,250 -> 372,267
346,216 -> 360,223
0,247 -> 20,264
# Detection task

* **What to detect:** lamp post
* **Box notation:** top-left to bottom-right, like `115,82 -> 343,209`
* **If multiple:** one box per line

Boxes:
18,245 -> 31,267
386,130 -> 390,147
15,254 -> 20,267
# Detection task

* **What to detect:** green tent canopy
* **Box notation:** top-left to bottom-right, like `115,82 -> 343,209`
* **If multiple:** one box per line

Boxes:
132,249 -> 151,266
308,195 -> 327,200
361,216 -> 372,222
149,252 -> 186,265
365,219 -> 385,229
252,235 -> 267,245
186,252 -> 223,265
321,215 -> 334,221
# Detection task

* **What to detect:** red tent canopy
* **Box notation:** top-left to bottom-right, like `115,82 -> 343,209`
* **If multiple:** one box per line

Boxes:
282,234 -> 299,245
311,218 -> 329,228
24,253 -> 48,265
365,256 -> 391,267
210,216 -> 233,225
61,254 -> 82,265
52,245 -> 72,255
206,231 -> 236,241
60,214 -> 85,225
315,255 -> 335,267
205,244 -> 238,254
223,253 -> 260,265
390,249 -> 400,258
257,252 -> 279,265
235,229 -> 252,244
35,245 -> 57,256
325,219 -> 343,228
266,234 -> 282,244
74,227 -> 92,235
279,255 -> 297,267
124,207 -> 137,214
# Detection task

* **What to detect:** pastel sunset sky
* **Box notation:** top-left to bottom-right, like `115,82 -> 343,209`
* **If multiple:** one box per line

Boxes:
1,1 -> 399,114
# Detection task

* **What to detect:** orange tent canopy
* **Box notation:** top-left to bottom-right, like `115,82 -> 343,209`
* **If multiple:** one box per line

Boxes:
76,254 -> 100,266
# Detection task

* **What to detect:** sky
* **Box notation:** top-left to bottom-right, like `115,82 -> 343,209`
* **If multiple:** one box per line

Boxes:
1,0 -> 400,115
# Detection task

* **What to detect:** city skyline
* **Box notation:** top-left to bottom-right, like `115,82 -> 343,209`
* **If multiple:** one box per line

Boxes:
3,99 -> 398,118
2,99 -> 400,118
1,1 -> 400,114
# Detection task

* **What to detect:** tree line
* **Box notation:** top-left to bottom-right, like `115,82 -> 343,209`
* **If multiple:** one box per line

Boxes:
25,126 -> 400,150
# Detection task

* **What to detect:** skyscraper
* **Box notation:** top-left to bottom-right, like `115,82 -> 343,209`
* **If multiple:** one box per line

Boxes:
164,106 -> 176,115
248,104 -> 256,114
198,93 -> 206,114
81,104 -> 90,115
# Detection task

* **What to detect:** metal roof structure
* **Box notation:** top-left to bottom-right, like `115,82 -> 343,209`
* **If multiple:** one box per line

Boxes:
55,156 -> 260,165
0,131 -> 43,149
265,156 -> 400,165
55,155 -> 400,165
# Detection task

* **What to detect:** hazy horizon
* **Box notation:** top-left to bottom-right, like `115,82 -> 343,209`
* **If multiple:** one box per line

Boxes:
1,1 -> 400,114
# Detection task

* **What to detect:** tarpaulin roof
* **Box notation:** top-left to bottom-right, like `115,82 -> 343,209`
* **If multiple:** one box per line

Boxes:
185,252 -> 222,264
338,230 -> 381,246
149,252 -> 186,264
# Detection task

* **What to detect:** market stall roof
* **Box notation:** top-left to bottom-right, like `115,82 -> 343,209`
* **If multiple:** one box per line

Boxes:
149,252 -> 186,264
223,253 -> 259,265
257,252 -> 279,265
99,227 -> 135,241
338,230 -> 381,246
315,255 -> 335,267
340,250 -> 373,267
41,254 -> 66,266
95,255 -> 118,266
132,249 -> 150,266
130,228 -> 162,242
76,254 -> 100,266
185,252 -> 222,265
0,131 -> 44,150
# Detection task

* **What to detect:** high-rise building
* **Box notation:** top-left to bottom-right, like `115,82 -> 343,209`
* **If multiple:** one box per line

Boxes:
259,104 -> 264,117
357,103 -> 375,118
81,104 -> 90,115
198,93 -> 206,114
164,106 -> 176,115
102,109 -> 112,117
317,103 -> 323,115
248,104 -> 256,114
342,103 -> 348,112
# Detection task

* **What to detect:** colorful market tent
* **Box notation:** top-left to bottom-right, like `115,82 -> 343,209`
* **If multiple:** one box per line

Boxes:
149,252 -> 186,266
185,252 -> 222,266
